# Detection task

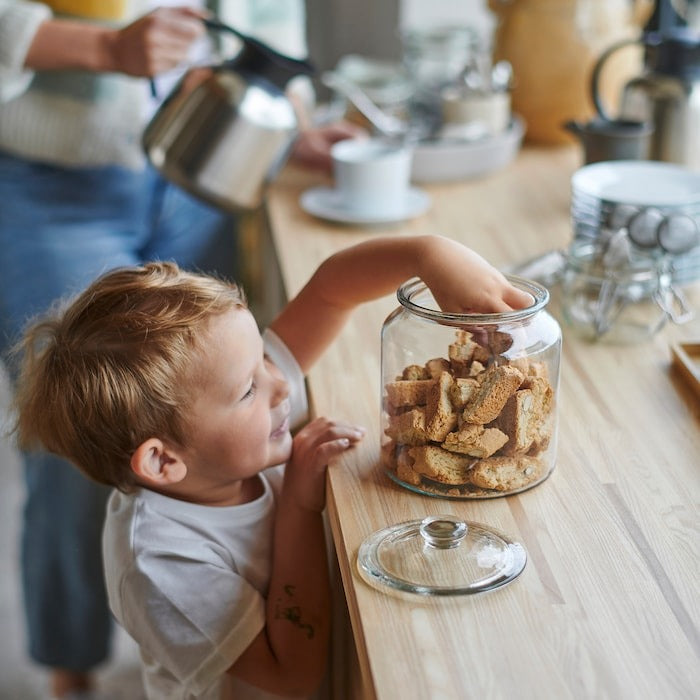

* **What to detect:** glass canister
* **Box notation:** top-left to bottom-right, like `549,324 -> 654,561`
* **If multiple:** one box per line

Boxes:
381,276 -> 561,500
400,25 -> 481,133
560,240 -> 693,343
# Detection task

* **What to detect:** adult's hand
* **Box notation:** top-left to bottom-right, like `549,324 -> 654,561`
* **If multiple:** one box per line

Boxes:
25,6 -> 207,77
104,7 -> 207,77
290,121 -> 367,173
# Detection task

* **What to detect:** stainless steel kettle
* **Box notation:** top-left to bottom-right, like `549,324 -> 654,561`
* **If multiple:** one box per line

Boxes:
143,19 -> 314,211
591,20 -> 700,169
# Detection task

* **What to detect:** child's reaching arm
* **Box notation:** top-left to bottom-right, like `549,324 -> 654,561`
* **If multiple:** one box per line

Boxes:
270,234 -> 532,372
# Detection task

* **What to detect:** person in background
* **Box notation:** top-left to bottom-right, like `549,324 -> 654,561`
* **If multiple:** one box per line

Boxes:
0,2 -> 360,698
11,235 -> 532,700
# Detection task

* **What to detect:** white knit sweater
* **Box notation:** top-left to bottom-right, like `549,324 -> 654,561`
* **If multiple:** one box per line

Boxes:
0,1 -> 164,169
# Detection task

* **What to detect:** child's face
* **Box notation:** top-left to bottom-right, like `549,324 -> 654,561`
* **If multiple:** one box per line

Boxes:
179,308 -> 292,497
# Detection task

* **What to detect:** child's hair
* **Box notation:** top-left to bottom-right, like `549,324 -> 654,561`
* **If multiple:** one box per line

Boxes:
11,262 -> 246,492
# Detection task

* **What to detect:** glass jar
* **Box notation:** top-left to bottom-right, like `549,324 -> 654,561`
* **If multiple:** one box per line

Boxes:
381,276 -> 561,500
401,26 -> 479,91
560,240 -> 692,343
401,25 -> 480,133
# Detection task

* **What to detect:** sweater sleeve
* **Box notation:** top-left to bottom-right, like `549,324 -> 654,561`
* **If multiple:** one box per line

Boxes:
0,1 -> 53,102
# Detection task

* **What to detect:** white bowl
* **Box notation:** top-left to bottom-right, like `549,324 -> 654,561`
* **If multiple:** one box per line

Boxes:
411,115 -> 525,183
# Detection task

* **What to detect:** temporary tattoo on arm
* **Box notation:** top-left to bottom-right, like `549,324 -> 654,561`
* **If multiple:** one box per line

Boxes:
275,585 -> 315,639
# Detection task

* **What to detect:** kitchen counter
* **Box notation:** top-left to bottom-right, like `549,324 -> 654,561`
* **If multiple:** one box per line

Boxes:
265,145 -> 700,699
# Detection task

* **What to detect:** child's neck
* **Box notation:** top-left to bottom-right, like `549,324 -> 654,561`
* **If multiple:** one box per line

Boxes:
237,474 -> 265,504
150,474 -> 264,507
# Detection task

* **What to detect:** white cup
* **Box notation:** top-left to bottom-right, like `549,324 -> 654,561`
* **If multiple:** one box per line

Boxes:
331,139 -> 413,217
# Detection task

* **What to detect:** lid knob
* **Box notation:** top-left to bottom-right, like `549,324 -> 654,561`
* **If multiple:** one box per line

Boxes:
419,516 -> 468,549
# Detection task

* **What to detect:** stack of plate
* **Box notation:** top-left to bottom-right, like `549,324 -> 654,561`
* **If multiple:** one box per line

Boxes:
570,161 -> 700,286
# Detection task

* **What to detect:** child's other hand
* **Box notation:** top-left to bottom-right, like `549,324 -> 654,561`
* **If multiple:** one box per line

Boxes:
418,236 -> 533,313
284,418 -> 365,512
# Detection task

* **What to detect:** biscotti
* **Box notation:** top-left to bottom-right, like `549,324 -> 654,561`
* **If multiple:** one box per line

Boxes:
461,364 -> 524,424
442,424 -> 509,458
385,379 -> 432,411
468,455 -> 544,491
383,329 -> 556,498
424,371 -> 457,441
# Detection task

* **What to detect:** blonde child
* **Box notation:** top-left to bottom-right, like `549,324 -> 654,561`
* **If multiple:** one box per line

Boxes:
12,235 -> 530,699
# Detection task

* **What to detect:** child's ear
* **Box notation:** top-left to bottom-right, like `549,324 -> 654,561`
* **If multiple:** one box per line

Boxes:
131,438 -> 187,486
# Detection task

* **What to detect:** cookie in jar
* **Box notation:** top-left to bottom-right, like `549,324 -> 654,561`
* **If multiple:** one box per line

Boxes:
381,276 -> 561,498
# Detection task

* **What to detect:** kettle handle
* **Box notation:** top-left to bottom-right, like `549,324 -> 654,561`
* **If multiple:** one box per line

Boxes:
202,17 -> 314,88
202,17 -> 247,42
590,37 -> 642,120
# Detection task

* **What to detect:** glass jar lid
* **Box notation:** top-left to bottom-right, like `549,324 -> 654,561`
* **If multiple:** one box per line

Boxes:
357,515 -> 526,596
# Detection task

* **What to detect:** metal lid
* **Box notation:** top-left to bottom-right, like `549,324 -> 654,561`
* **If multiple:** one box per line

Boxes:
357,515 -> 526,596
645,28 -> 700,81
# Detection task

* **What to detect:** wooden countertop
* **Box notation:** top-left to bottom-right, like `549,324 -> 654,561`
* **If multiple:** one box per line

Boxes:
265,146 -> 700,700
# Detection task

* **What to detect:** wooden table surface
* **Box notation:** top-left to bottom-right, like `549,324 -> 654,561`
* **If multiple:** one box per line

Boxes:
265,145 -> 700,700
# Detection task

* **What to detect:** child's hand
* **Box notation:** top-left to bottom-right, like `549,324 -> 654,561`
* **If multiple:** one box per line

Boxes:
284,418 -> 365,512
418,236 -> 533,313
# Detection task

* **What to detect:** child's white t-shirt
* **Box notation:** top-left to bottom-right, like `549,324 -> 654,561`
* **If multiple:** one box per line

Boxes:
102,328 -> 308,700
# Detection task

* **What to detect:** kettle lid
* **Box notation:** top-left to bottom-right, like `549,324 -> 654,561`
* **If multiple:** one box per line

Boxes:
225,34 -> 314,90
644,27 -> 700,81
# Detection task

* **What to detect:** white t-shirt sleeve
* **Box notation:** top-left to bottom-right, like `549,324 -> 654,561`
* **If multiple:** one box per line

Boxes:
120,551 -> 265,695
263,328 -> 308,430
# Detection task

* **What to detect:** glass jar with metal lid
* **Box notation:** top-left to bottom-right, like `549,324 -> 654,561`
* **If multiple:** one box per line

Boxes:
560,239 -> 693,343
380,276 -> 561,500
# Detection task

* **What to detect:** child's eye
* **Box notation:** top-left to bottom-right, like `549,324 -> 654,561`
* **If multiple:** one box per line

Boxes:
242,382 -> 256,400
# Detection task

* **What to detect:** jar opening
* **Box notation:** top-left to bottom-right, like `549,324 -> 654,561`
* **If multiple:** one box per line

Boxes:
396,275 -> 549,325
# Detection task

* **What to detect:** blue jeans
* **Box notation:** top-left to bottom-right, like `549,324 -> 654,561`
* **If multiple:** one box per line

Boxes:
0,152 -> 238,671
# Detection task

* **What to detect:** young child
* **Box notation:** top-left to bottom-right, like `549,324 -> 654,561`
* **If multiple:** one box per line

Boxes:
11,234 -> 531,700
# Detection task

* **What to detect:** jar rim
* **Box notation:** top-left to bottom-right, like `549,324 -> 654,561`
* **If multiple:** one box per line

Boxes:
396,275 -> 549,324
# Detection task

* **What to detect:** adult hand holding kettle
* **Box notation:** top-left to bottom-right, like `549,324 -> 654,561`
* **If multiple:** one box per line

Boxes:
103,6 -> 209,78
25,5 -> 208,77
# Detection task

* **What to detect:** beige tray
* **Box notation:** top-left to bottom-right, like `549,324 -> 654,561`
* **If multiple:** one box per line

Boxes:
671,342 -> 700,399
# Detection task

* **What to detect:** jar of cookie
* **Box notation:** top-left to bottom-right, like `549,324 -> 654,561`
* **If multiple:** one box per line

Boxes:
381,276 -> 561,499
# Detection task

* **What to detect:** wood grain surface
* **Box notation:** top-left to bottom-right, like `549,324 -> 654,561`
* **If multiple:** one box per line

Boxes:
266,145 -> 700,700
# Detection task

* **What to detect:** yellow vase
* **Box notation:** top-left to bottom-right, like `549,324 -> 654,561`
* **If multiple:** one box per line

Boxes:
488,0 -> 654,144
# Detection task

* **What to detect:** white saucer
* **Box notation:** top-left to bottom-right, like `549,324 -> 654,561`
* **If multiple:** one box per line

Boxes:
299,186 -> 431,225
